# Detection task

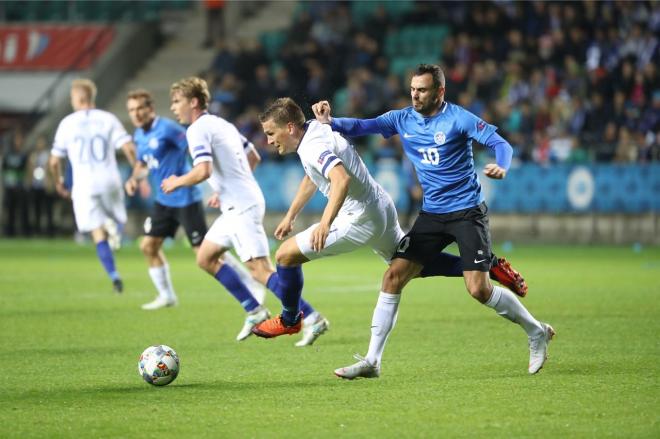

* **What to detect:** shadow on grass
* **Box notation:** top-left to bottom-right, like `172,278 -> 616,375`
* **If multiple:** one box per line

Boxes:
6,378 -> 343,404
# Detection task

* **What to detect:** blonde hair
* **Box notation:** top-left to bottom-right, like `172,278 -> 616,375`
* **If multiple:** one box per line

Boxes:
170,77 -> 210,110
127,89 -> 154,108
259,97 -> 305,129
71,78 -> 97,104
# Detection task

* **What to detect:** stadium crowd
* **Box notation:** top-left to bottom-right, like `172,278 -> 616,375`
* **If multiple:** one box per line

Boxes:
202,1 -> 659,164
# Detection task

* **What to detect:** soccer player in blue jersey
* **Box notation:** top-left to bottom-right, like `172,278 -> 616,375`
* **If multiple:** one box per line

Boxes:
314,64 -> 554,377
124,90 -> 266,327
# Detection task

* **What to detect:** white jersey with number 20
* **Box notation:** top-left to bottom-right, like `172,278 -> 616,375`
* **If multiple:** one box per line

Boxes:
51,109 -> 131,198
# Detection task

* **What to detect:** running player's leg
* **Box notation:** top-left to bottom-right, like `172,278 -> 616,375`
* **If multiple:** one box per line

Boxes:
140,203 -> 180,309
199,216 -> 261,314
75,193 -> 122,292
454,203 -> 552,374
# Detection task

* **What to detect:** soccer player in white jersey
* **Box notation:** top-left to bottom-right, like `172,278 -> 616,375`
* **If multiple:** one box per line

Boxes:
49,79 -> 136,293
161,77 -> 328,345
253,97 -> 411,339
124,89 -> 264,315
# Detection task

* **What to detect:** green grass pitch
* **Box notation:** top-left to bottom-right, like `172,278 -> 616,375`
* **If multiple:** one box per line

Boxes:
1,239 -> 658,438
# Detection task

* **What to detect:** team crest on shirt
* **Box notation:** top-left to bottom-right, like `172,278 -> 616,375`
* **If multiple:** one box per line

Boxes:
477,120 -> 486,131
434,131 -> 446,145
148,137 -> 159,149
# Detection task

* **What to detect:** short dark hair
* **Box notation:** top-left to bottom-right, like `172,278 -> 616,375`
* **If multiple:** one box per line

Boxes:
127,89 -> 154,108
414,64 -> 446,89
259,97 -> 305,128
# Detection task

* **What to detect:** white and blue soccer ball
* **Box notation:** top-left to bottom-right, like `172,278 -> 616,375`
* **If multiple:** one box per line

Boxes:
138,345 -> 180,386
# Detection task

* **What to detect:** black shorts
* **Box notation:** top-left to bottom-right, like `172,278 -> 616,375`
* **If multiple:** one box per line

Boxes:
393,202 -> 495,272
144,201 -> 207,247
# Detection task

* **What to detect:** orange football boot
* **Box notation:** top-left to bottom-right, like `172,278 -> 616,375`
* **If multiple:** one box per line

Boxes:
489,257 -> 528,297
251,313 -> 303,338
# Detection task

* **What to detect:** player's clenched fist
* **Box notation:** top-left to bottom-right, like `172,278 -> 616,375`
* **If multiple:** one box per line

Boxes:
312,101 -> 332,124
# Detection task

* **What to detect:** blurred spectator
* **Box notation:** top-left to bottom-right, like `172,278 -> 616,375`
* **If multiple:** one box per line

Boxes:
202,0 -> 226,48
26,135 -> 55,237
2,130 -> 31,236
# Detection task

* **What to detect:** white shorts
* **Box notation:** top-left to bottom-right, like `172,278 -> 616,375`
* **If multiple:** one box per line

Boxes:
296,191 -> 404,262
72,187 -> 127,233
204,204 -> 270,262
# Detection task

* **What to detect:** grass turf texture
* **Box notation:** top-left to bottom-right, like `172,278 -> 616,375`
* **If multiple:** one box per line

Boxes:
1,239 -> 658,438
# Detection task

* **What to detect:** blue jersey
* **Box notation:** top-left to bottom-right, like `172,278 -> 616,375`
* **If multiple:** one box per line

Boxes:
134,116 -> 202,207
375,102 -> 498,214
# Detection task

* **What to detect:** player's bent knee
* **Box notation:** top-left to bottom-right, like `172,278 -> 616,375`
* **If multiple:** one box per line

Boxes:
382,267 -> 404,292
466,282 -> 491,303
196,252 -> 216,274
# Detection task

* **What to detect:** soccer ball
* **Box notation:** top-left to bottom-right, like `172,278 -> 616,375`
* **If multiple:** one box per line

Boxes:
138,345 -> 180,386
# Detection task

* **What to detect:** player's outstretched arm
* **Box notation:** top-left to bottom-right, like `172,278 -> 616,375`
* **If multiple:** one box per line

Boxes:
312,164 -> 350,252
161,162 -> 211,194
275,175 -> 318,240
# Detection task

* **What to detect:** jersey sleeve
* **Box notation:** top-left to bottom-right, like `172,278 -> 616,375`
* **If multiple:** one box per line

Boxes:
375,110 -> 400,138
456,107 -> 497,144
186,124 -> 213,166
51,120 -> 68,158
300,141 -> 342,179
108,114 -> 132,150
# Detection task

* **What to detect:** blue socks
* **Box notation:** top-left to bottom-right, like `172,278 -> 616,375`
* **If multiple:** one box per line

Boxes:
267,271 -> 314,320
420,252 -> 464,278
95,240 -> 119,281
267,265 -> 304,325
215,264 -> 260,312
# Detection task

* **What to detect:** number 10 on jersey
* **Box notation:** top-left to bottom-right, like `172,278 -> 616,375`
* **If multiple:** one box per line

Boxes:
418,147 -> 439,165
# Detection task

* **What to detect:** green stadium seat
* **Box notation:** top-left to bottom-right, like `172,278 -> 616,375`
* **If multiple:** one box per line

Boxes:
260,30 -> 288,61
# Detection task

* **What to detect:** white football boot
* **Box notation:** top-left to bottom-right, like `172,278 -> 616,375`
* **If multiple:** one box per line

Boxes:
141,296 -> 178,310
334,354 -> 380,380
236,307 -> 270,341
528,322 -> 555,374
295,315 -> 330,347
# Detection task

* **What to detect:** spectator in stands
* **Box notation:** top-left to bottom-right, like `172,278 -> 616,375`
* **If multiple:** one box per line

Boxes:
202,0 -> 225,48
2,129 -> 31,236
26,135 -> 55,237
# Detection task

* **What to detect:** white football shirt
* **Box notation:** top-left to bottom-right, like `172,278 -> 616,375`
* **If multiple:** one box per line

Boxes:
297,120 -> 382,214
186,113 -> 264,213
51,109 -> 131,198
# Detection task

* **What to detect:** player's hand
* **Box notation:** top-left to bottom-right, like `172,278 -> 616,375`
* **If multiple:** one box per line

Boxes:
483,164 -> 506,179
207,193 -> 221,209
124,177 -> 138,196
274,216 -> 294,240
310,222 -> 330,252
55,181 -> 70,199
161,175 -> 179,194
312,101 -> 332,124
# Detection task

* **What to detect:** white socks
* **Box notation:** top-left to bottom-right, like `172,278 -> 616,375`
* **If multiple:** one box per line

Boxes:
485,285 -> 543,337
365,292 -> 401,366
148,264 -> 176,302
223,252 -> 266,305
